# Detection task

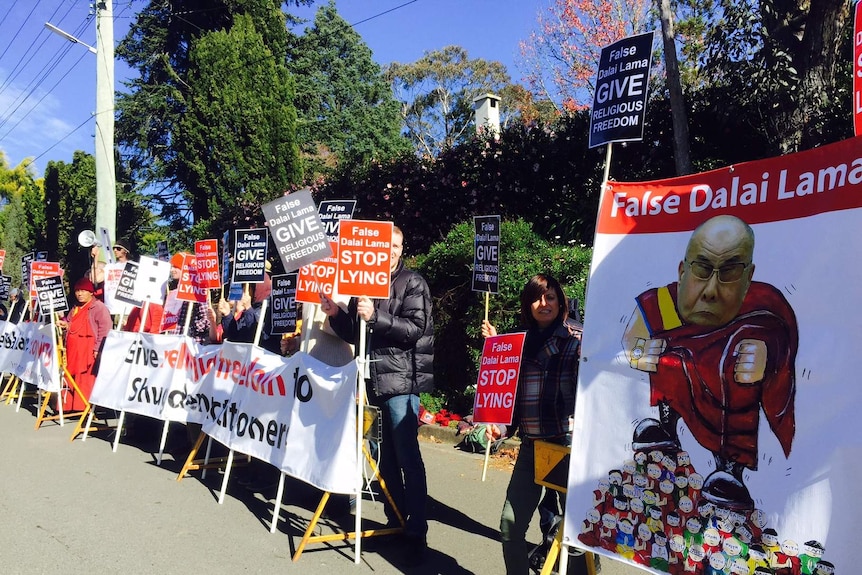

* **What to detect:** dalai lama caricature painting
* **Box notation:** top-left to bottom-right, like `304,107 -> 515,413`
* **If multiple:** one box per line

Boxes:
621,215 -> 798,512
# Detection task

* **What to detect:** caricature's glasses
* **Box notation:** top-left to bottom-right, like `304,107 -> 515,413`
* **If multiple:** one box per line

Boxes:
685,260 -> 750,283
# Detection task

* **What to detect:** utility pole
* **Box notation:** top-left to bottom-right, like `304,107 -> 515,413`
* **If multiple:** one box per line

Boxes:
45,0 -> 116,254
95,0 -> 117,248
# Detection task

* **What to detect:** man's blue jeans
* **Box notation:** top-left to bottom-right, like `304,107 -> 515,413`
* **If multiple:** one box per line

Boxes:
376,393 -> 428,539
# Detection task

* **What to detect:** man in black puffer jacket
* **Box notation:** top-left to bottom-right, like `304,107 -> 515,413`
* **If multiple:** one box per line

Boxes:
321,225 -> 434,565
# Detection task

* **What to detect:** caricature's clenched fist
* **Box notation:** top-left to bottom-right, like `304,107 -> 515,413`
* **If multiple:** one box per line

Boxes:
629,337 -> 667,372
733,338 -> 767,384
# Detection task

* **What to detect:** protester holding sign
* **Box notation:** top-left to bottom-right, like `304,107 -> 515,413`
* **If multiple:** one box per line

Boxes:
321,225 -> 434,566
217,261 -> 281,355
166,252 -> 212,342
7,287 -> 27,323
56,277 -> 112,411
481,273 -> 581,575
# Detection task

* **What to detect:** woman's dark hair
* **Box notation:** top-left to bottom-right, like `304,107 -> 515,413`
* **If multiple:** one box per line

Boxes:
519,273 -> 568,329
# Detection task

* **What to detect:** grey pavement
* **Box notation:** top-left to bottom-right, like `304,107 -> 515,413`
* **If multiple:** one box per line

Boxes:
0,399 -> 641,575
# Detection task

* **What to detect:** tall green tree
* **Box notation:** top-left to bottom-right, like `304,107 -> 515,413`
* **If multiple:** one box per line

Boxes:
176,13 -> 301,238
116,0 -> 307,240
288,1 -> 409,177
703,0 -> 853,154
385,46 -> 511,157
44,151 -> 95,281
0,154 -> 43,287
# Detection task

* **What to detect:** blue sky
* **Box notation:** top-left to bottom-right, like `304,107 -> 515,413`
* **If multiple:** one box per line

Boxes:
0,0 -> 545,176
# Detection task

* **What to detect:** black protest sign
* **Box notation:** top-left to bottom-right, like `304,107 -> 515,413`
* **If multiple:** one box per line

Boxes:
156,241 -> 170,262
472,215 -> 500,294
20,252 -> 34,294
221,230 -> 231,285
588,31 -> 655,149
318,199 -> 357,240
35,276 -> 68,314
232,229 -> 268,284
114,261 -> 142,306
0,275 -> 11,300
262,189 -> 331,273
269,273 -> 298,335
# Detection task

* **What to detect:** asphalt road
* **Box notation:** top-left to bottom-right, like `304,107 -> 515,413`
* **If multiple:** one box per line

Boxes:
0,397 -> 642,575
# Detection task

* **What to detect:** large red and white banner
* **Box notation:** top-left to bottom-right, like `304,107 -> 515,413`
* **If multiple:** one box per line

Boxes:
565,136 -> 861,574
90,332 -> 358,494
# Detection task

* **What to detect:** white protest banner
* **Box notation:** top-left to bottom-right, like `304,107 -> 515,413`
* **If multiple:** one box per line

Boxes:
472,215 -> 500,294
318,199 -> 356,240
0,321 -> 61,392
263,189 -> 331,272
336,220 -> 392,299
90,332 -> 202,419
194,239 -> 221,289
201,343 -> 358,494
589,31 -> 655,149
34,276 -> 68,314
296,240 -> 338,304
269,273 -> 297,335
103,262 -> 135,315
565,135 -> 862,574
134,256 -> 171,304
0,320 -> 26,373
91,334 -> 359,493
232,229 -> 268,284
473,332 -> 525,425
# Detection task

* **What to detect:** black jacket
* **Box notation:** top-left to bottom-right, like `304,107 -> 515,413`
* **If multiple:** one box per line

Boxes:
330,260 -> 434,399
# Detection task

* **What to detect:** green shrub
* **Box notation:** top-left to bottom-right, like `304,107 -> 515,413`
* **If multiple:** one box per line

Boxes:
415,218 -> 591,409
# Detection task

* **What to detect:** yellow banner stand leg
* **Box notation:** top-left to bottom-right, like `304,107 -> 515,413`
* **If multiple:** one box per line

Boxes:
291,441 -> 405,562
176,430 -> 250,483
36,367 -> 89,430
534,440 -> 598,575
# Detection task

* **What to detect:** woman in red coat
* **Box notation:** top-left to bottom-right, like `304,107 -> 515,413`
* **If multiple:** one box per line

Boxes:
57,278 -> 113,411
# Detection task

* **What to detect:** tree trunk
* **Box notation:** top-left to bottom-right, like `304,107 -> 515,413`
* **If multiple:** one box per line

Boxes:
657,0 -> 693,175
775,0 -> 851,153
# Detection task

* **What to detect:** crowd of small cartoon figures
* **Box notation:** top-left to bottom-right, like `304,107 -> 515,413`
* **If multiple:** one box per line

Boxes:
577,448 -> 836,574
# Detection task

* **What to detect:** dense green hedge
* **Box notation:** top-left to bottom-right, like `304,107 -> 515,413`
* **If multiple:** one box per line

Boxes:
413,218 -> 592,414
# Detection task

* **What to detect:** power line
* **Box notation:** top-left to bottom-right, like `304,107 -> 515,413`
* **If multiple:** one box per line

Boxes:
0,0 -> 41,66
0,0 -> 75,96
22,115 -> 91,167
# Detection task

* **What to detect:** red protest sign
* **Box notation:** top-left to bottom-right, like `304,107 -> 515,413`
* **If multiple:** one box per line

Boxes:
296,240 -> 338,304
176,254 -> 207,303
194,239 -> 221,289
0,249 -> 6,272
336,220 -> 392,299
473,332 -> 527,425
29,261 -> 63,298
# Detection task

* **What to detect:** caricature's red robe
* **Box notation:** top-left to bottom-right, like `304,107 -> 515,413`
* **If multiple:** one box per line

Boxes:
635,281 -> 798,469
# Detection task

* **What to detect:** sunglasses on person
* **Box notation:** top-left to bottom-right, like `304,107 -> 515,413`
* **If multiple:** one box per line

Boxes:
685,260 -> 750,283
